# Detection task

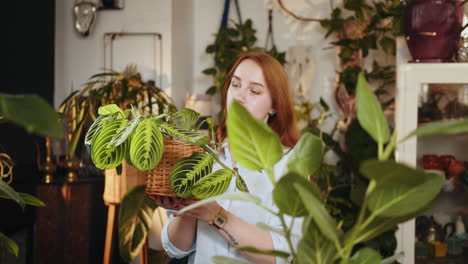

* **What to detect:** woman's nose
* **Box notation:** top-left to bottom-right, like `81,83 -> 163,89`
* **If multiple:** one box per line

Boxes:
234,87 -> 247,103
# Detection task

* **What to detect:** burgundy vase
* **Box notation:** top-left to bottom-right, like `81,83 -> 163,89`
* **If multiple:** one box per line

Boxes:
404,0 -> 464,62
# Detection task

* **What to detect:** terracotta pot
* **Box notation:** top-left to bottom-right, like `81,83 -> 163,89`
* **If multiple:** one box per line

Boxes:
404,0 -> 465,62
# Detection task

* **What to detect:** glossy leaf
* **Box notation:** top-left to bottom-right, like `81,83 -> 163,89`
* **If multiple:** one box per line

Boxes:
118,185 -> 157,262
160,122 -> 208,146
98,104 -> 123,116
129,118 -> 163,171
191,169 -> 232,199
0,93 -> 63,138
361,160 -> 444,217
403,119 -> 468,141
0,232 -> 18,256
286,132 -> 323,177
294,183 -> 341,245
170,153 -> 213,198
297,217 -> 336,264
356,73 -> 390,144
109,116 -> 142,147
227,101 -> 283,171
171,108 -> 200,130
91,119 -> 129,169
349,247 -> 381,264
0,180 -> 25,209
273,173 -> 321,217
178,192 -> 263,214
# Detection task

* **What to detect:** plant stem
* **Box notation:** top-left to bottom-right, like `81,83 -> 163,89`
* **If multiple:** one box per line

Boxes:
378,141 -> 383,160
266,167 -> 276,185
201,145 -> 242,179
382,130 -> 397,160
279,213 -> 297,261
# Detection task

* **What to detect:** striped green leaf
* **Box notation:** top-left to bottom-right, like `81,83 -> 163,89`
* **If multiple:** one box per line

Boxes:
129,118 -> 164,171
235,175 -> 249,192
171,108 -> 200,129
84,115 -> 106,145
98,104 -> 123,116
91,118 -> 129,169
108,116 -> 143,147
160,122 -> 208,146
170,153 -> 213,198
192,169 -> 233,199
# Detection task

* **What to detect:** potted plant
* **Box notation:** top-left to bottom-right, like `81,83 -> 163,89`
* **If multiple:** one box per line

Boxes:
176,73 -> 468,263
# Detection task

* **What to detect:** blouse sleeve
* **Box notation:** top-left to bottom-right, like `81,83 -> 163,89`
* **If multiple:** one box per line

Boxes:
161,213 -> 196,259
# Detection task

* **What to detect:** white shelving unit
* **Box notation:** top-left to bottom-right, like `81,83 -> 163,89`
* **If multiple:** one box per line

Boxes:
395,63 -> 468,264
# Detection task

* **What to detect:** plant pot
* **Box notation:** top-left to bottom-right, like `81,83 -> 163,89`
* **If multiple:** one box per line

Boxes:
404,0 -> 465,62
103,161 -> 147,205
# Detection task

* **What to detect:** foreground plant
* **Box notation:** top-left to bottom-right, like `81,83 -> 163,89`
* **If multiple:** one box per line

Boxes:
178,73 -> 468,264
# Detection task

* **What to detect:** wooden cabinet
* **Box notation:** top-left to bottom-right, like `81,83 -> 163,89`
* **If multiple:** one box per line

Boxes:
35,178 -> 106,264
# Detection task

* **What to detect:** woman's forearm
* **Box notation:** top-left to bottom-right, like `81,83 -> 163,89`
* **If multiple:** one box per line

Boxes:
216,211 -> 275,264
167,215 -> 197,251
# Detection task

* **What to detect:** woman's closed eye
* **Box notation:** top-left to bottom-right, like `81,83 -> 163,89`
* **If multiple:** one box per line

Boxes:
250,88 -> 260,95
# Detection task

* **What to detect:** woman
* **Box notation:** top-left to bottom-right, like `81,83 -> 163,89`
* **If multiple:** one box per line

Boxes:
156,52 -> 301,264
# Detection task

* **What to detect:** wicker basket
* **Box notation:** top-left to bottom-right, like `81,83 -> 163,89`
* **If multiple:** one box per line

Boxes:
145,140 -> 204,197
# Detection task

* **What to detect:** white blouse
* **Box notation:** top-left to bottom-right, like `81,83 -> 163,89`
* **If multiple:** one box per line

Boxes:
161,145 -> 302,264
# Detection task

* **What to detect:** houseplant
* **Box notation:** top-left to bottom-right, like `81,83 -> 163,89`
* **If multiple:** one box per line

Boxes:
0,93 -> 62,256
177,73 -> 468,263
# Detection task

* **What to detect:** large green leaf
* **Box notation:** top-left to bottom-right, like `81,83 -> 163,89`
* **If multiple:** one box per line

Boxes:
273,173 -> 321,217
170,153 -> 213,198
191,169 -> 233,199
212,256 -> 255,264
91,118 -> 129,169
118,185 -> 157,262
129,118 -> 163,171
159,122 -> 208,146
98,104 -> 123,116
349,247 -> 381,264
227,101 -> 283,171
294,183 -> 342,245
402,119 -> 468,141
0,232 -> 18,257
361,160 -> 444,217
171,108 -> 200,130
0,93 -> 63,138
178,192 -> 264,214
356,73 -> 390,144
84,115 -> 106,145
109,116 -> 142,147
0,179 -> 25,209
297,217 -> 336,264
286,132 -> 323,178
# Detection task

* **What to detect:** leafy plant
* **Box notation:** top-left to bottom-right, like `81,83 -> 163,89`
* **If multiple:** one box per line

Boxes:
0,93 -> 61,256
203,19 -> 286,95
178,73 -> 468,263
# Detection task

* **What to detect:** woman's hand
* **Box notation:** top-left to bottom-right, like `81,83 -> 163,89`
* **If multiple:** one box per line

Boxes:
174,200 -> 222,224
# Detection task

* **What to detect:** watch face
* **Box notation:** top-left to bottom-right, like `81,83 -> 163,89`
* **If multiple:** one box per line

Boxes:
73,2 -> 97,36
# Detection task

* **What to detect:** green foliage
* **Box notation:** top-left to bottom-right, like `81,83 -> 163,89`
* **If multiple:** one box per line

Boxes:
170,153 -> 214,198
191,169 -> 233,199
129,118 -> 163,171
118,185 -> 157,262
203,19 -> 286,95
286,133 -> 323,177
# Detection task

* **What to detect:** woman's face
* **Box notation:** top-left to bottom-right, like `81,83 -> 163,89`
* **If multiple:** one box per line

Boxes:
226,59 -> 274,122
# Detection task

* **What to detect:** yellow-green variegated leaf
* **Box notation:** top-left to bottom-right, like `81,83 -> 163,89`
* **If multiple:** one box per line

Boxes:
171,108 -> 200,129
236,175 -> 249,192
108,116 -> 142,147
91,118 -> 129,170
170,153 -> 213,198
129,118 -> 163,171
192,169 -> 233,199
98,104 -> 123,117
159,122 -> 208,146
84,115 -> 106,145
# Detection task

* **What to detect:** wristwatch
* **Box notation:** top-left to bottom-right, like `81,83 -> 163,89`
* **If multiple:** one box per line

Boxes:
212,207 -> 228,229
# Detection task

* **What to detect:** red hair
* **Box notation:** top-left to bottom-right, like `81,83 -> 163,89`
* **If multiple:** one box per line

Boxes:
216,52 -> 300,148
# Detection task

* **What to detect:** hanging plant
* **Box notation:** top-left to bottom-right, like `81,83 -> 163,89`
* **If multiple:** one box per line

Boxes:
85,104 -> 248,199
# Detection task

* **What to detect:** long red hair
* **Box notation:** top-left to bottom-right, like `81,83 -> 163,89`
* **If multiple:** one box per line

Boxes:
216,52 -> 300,148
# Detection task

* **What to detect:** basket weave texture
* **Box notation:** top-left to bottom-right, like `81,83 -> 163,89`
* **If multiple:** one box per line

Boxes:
145,140 -> 204,197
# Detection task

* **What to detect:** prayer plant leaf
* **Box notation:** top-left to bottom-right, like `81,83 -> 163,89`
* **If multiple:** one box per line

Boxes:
297,216 -> 337,264
160,122 -> 208,146
178,192 -> 263,214
273,173 -> 321,217
171,108 -> 200,130
129,118 -> 164,171
170,153 -> 213,198
91,118 -> 129,169
118,185 -> 157,262
227,101 -> 283,171
361,160 -> 444,217
356,72 -> 390,145
294,183 -> 342,245
286,132 -> 323,178
98,104 -> 123,116
84,115 -> 106,145
191,169 -> 233,199
235,175 -> 249,192
109,116 -> 143,147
